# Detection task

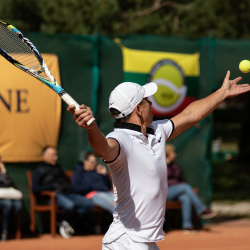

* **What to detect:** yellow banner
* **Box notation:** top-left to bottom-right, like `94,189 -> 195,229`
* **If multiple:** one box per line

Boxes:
0,54 -> 61,162
114,38 -> 200,76
114,38 -> 200,116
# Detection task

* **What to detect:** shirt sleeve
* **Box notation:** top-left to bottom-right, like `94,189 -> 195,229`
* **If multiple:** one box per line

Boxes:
105,130 -> 132,163
151,119 -> 174,141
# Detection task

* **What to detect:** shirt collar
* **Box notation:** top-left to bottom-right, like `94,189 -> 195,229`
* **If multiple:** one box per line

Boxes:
114,122 -> 155,135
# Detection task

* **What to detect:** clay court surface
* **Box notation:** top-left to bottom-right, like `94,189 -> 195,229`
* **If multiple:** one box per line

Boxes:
1,218 -> 250,250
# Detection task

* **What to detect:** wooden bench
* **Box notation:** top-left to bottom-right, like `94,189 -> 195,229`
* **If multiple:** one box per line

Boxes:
27,169 -> 198,234
26,170 -> 104,237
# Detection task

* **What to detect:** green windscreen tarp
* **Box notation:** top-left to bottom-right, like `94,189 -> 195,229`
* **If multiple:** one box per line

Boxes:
3,34 -> 250,232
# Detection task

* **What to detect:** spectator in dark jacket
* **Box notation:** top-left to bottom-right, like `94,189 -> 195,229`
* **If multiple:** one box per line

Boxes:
0,156 -> 22,241
72,152 -> 115,214
32,146 -> 94,239
166,144 -> 217,234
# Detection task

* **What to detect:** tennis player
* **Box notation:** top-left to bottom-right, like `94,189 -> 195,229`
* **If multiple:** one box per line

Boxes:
68,70 -> 250,250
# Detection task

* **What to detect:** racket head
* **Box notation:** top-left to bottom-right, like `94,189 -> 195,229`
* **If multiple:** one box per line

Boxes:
0,20 -> 43,72
0,20 -> 64,94
0,20 -> 95,126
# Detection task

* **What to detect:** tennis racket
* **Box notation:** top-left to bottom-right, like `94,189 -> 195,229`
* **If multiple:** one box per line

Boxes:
0,20 -> 95,126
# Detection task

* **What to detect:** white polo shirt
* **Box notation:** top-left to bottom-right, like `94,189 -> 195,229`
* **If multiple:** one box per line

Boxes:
103,119 -> 174,244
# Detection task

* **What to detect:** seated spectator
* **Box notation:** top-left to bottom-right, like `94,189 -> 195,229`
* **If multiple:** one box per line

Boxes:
0,156 -> 22,241
32,146 -> 94,239
165,144 -> 217,233
72,152 -> 115,214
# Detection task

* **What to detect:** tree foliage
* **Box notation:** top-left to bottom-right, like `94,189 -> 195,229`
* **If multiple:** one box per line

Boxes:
1,0 -> 250,39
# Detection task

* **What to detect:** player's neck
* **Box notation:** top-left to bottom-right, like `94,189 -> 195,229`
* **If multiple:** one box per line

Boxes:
127,115 -> 150,136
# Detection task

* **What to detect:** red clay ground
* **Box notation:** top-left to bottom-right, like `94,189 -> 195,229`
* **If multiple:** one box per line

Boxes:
1,218 -> 250,250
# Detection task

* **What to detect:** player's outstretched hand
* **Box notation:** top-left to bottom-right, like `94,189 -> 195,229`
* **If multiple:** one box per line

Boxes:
67,104 -> 95,128
222,70 -> 250,98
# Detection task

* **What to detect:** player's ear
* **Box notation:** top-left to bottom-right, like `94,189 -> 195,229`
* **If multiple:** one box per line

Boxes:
135,105 -> 142,116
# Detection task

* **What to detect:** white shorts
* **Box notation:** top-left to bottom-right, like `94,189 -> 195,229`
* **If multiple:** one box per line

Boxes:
102,233 -> 160,250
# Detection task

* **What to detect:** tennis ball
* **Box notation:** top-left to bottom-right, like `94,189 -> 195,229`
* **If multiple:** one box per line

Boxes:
239,60 -> 250,73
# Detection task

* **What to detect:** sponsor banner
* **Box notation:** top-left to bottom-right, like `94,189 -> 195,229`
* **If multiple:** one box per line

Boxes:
116,38 -> 200,117
0,54 -> 61,162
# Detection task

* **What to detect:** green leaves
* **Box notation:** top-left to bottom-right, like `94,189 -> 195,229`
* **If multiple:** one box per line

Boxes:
1,0 -> 250,38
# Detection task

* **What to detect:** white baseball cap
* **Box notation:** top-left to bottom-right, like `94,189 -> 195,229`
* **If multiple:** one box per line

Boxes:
109,82 -> 158,119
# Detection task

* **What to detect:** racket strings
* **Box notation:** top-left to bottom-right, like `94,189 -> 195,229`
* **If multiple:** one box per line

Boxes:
0,24 -> 42,71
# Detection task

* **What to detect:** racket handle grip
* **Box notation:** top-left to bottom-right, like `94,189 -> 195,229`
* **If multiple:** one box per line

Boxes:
61,93 -> 95,126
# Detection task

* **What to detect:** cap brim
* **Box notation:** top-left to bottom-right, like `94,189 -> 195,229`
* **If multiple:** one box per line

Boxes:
143,82 -> 158,97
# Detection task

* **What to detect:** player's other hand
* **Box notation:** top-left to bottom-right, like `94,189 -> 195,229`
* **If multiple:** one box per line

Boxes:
67,104 -> 95,128
221,70 -> 250,98
67,104 -> 76,114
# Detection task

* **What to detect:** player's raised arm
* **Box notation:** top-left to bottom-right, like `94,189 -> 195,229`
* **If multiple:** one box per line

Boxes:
67,104 -> 119,162
169,70 -> 250,140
